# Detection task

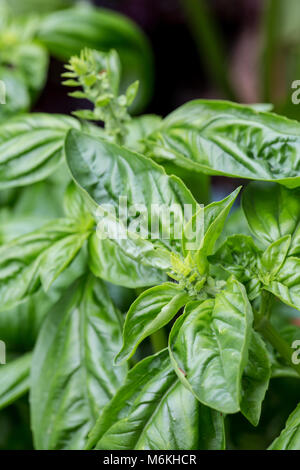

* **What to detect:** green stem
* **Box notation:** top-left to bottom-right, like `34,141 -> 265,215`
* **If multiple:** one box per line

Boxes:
150,329 -> 168,354
255,316 -> 300,377
180,0 -> 236,100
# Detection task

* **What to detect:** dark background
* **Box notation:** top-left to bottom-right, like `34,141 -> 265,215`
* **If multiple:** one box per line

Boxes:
37,0 -> 264,117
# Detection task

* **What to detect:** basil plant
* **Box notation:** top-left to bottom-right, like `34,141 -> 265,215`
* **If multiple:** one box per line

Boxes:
0,45 -> 299,451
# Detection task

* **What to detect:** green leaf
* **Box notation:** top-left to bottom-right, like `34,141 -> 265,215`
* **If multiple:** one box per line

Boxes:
260,235 -> 291,282
0,67 -> 30,120
0,219 -> 89,311
242,182 -> 300,255
146,100 -> 300,187
36,5 -> 154,111
209,234 -> 261,300
65,129 -> 197,284
169,278 -> 253,414
183,187 -> 241,274
241,331 -> 271,426
125,114 -> 162,153
266,257 -> 300,311
0,253 -> 86,352
0,114 -> 80,189
87,349 -> 225,450
39,231 -> 90,291
88,232 -> 166,288
115,283 -> 189,364
0,353 -> 32,410
30,276 -> 127,450
268,403 -> 300,449
9,42 -> 49,98
66,129 -> 197,252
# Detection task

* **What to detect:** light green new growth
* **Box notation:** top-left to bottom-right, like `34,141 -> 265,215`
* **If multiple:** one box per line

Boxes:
62,48 -> 139,145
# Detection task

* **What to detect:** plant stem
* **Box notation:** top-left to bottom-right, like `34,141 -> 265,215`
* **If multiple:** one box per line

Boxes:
180,0 -> 236,100
150,328 -> 168,354
255,316 -> 300,377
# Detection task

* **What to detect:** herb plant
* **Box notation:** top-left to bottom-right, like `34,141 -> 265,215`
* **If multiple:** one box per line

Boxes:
0,42 -> 299,451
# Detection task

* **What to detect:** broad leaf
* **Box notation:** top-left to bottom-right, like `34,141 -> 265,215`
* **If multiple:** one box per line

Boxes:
87,349 -> 225,450
125,115 -> 162,153
30,276 -> 127,450
269,403 -> 300,449
242,182 -> 300,255
260,235 -> 291,281
115,283 -> 189,363
146,100 -> 300,187
66,129 -> 197,284
169,278 -> 253,414
0,114 -> 80,189
0,353 -> 32,410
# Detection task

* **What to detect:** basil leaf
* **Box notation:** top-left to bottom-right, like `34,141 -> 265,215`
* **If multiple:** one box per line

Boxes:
39,231 -> 89,291
0,253 -> 86,352
0,114 -> 80,189
266,257 -> 300,311
87,349 -> 225,450
242,182 -> 300,255
0,219 -> 89,311
146,100 -> 300,187
30,276 -> 127,450
209,234 -> 261,300
241,331 -> 271,426
0,353 -> 32,410
268,403 -> 300,449
8,42 -> 49,99
125,115 -> 162,153
88,233 -> 166,288
66,129 -> 197,253
66,129 -> 197,284
115,283 -> 189,364
37,5 -> 154,110
169,278 -> 253,414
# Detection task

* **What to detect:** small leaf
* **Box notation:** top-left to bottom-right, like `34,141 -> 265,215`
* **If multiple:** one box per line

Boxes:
115,283 -> 189,363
